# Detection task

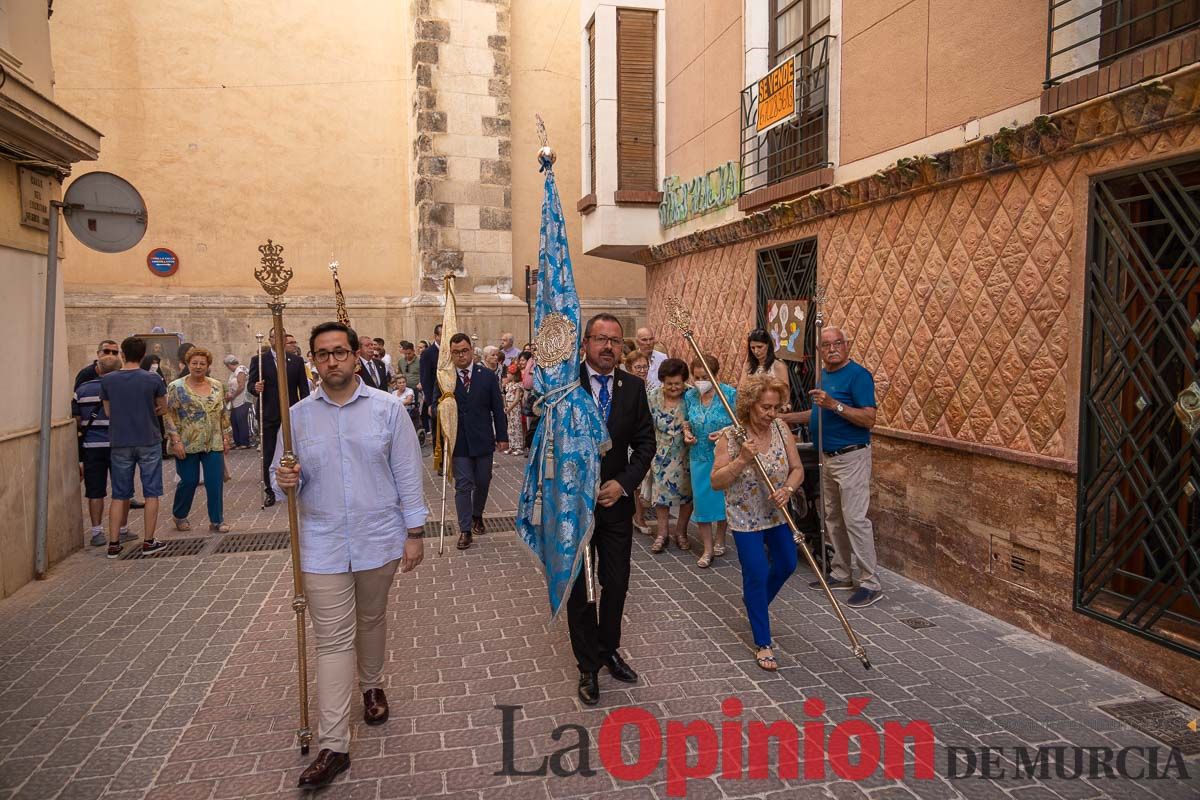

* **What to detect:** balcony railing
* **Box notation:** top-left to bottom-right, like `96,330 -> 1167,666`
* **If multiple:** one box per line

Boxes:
739,35 -> 831,198
1046,0 -> 1200,87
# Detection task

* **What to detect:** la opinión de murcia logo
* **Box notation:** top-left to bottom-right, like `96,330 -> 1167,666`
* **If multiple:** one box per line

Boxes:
495,698 -> 1192,796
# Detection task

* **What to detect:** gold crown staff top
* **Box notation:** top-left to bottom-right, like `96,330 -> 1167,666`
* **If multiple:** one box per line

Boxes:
664,296 -> 872,670
328,258 -> 351,327
253,240 -> 313,753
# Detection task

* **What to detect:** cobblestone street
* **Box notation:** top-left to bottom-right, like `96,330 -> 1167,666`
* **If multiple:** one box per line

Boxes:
0,448 -> 1196,799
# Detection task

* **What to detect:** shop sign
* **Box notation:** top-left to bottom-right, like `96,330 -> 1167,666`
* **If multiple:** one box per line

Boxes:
659,161 -> 741,228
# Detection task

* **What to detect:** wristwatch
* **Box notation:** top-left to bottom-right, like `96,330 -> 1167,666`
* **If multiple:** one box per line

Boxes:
835,403 -> 845,413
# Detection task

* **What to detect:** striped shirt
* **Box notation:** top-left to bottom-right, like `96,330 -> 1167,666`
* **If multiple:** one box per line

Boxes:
72,378 -> 110,448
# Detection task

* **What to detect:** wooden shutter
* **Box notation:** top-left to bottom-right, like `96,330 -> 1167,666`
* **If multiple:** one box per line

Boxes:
617,8 -> 656,192
588,20 -> 596,195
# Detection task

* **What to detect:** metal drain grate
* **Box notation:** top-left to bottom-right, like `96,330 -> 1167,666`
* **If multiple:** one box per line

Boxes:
899,617 -> 936,629
213,531 -> 291,554
119,537 -> 207,560
1097,698 -> 1200,755
424,514 -> 517,535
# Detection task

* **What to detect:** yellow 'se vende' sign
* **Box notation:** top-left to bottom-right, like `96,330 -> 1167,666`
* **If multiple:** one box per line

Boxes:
756,60 -> 796,133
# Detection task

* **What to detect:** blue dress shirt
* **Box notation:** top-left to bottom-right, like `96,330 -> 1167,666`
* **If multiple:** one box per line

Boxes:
271,378 -> 428,574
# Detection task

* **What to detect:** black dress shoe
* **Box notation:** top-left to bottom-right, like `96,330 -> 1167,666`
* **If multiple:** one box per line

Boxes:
363,688 -> 388,725
263,489 -> 276,508
456,532 -> 472,550
472,516 -> 486,536
297,749 -> 350,789
604,652 -> 639,684
577,671 -> 599,706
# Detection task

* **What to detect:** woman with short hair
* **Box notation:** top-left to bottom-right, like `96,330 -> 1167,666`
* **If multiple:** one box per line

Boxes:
623,350 -> 653,534
165,347 -> 233,533
647,358 -> 693,553
710,373 -> 802,671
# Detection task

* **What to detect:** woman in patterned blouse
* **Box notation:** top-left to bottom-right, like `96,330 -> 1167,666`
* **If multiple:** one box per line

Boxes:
646,358 -> 694,554
710,373 -> 803,672
164,347 -> 234,533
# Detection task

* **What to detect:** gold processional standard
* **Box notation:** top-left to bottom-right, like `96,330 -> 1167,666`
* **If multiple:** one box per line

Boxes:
664,296 -> 872,670
253,240 -> 313,753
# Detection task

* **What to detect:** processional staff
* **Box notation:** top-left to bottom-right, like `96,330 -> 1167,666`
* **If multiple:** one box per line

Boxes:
253,240 -> 313,754
664,296 -> 872,670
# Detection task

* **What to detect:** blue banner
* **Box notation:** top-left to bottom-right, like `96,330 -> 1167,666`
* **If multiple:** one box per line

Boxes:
516,155 -> 609,618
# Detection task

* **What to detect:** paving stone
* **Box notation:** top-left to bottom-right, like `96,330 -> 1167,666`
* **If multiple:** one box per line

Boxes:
0,451 -> 1195,798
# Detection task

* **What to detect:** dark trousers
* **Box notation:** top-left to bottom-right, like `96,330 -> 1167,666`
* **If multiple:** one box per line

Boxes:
173,451 -> 225,524
262,420 -> 280,494
231,405 -> 252,447
453,453 -> 493,533
566,512 -> 633,673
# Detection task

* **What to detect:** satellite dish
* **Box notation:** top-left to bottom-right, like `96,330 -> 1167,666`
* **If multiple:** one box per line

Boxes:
62,171 -> 147,254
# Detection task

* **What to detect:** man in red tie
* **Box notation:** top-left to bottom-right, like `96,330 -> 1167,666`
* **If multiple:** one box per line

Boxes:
448,334 -> 508,550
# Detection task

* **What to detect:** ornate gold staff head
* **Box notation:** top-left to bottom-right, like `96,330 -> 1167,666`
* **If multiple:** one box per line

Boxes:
664,296 -> 695,339
255,240 -> 292,300
535,113 -> 556,169
328,257 -> 350,326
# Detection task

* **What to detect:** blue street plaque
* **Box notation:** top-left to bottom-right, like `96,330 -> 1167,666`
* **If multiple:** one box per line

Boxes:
146,247 -> 179,277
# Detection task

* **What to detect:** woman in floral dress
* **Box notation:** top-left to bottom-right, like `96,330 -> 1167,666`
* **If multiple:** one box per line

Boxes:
503,367 -> 525,455
647,358 -> 693,553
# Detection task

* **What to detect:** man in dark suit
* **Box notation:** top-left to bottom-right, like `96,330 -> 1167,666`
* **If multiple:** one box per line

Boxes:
356,335 -> 389,391
419,324 -> 443,463
248,332 -> 311,507
570,313 -> 655,705
446,333 -> 507,550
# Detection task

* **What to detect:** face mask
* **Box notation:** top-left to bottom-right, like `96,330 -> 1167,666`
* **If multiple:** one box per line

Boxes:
694,380 -> 713,394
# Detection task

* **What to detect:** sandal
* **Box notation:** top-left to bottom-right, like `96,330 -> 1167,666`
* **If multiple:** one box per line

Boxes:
696,553 -> 712,569
674,533 -> 691,551
651,534 -> 667,554
172,518 -> 191,531
632,519 -> 649,534
713,543 -> 726,557
209,522 -> 232,533
755,647 -> 778,672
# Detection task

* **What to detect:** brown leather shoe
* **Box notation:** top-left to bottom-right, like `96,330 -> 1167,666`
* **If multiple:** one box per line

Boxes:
297,749 -> 350,789
472,516 -> 486,535
456,531 -> 472,550
363,688 -> 389,725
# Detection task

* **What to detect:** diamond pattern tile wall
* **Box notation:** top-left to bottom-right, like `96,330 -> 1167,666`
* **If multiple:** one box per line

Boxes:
649,122 -> 1200,461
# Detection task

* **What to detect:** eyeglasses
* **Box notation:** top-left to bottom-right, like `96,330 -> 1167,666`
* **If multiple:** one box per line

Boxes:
819,340 -> 847,350
311,348 -> 354,363
100,348 -> 119,355
587,335 -> 623,348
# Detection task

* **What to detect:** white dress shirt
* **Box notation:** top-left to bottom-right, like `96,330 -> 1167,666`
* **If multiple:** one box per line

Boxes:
271,378 -> 428,573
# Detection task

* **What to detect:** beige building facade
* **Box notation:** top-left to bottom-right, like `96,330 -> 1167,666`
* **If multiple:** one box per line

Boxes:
584,0 -> 1200,705
49,0 -> 645,372
0,1 -> 100,597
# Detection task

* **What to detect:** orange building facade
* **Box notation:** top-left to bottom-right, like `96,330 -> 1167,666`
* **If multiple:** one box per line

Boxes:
582,0 -> 1200,705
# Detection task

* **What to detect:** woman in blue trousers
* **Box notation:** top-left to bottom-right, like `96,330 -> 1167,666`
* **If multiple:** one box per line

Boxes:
710,373 -> 803,671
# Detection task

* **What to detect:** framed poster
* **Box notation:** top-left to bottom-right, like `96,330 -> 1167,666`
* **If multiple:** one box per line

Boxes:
766,298 -> 808,362
135,332 -> 186,372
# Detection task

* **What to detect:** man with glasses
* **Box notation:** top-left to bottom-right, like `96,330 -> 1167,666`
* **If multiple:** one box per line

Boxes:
75,339 -> 121,389
274,321 -> 427,789
447,333 -> 507,550
570,314 -> 655,705
791,326 -> 883,608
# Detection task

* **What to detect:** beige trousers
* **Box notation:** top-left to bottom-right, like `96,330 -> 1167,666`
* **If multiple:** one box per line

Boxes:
820,445 -> 881,592
304,559 -> 399,752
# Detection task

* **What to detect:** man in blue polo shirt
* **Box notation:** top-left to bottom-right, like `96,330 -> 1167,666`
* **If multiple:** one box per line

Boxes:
797,325 -> 882,608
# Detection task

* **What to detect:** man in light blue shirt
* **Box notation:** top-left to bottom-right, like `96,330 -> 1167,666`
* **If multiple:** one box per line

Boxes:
273,321 -> 427,789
